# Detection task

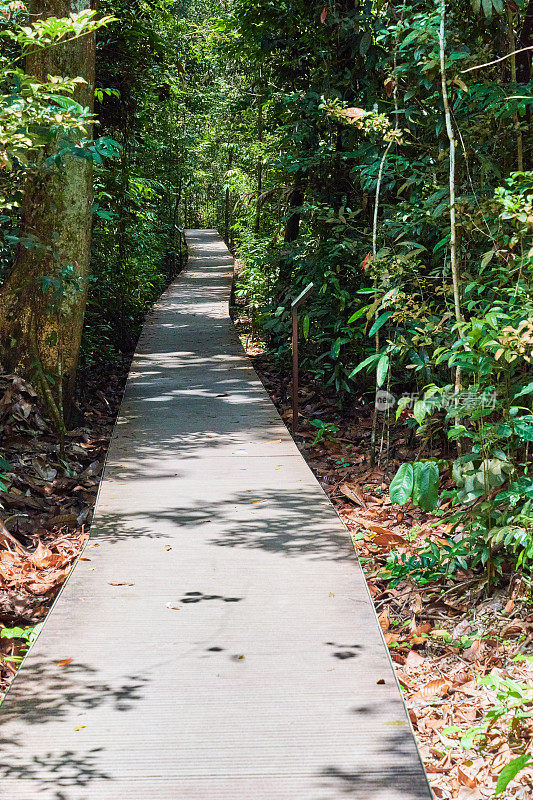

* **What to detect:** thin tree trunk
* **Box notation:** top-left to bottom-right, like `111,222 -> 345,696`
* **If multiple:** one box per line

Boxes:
438,0 -> 462,338
0,0 -> 97,422
225,147 -> 233,245
255,92 -> 263,234
507,5 -> 524,171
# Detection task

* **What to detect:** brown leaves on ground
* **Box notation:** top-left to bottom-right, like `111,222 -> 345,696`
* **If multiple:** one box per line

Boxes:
0,359 -> 129,699
239,332 -> 533,800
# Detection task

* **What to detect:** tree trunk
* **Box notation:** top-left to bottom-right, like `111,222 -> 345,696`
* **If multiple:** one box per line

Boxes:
283,182 -> 304,244
0,0 -> 97,423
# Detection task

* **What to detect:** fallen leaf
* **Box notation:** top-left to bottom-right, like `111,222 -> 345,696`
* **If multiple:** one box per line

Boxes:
339,482 -> 366,508
412,677 -> 451,701
395,670 -> 411,689
373,531 -> 406,547
108,581 -> 134,586
74,725 -> 86,732
410,593 -> 423,614
457,765 -> 478,789
378,607 -> 390,632
56,658 -> 73,667
49,513 -> 78,528
405,650 -> 425,668
166,602 -> 180,610
463,640 -> 484,662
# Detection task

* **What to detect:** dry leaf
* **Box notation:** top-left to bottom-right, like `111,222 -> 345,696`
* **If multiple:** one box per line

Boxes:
378,607 -> 390,632
373,531 -> 406,547
405,650 -> 425,668
463,640 -> 484,662
339,482 -> 366,508
56,658 -> 73,667
108,581 -> 134,586
457,765 -> 478,789
395,670 -> 412,689
412,678 -> 451,701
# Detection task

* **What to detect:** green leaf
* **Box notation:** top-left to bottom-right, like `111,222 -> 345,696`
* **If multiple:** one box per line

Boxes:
1,626 -> 31,640
480,250 -> 494,268
395,395 -> 412,421
412,462 -> 439,511
495,755 -> 531,796
514,382 -> 533,399
349,353 -> 381,378
360,30 -> 372,56
413,399 -> 430,425
514,420 -> 533,442
368,309 -> 394,338
482,0 -> 493,18
347,306 -> 369,324
389,463 -> 414,505
376,354 -> 389,388
302,314 -> 310,340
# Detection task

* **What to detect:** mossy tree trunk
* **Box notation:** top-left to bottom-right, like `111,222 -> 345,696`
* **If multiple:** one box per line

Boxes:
0,0 -> 97,426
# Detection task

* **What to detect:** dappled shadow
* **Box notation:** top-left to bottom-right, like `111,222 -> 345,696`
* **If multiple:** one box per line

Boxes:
0,655 -> 148,795
87,486 -> 354,561
0,746 -> 110,794
320,724 -> 431,798
0,658 -> 148,726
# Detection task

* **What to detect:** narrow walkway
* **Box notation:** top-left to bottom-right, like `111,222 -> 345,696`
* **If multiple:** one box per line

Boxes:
0,231 -> 431,799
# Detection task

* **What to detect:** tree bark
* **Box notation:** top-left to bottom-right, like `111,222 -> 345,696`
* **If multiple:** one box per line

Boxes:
283,182 -> 304,244
0,0 -> 97,422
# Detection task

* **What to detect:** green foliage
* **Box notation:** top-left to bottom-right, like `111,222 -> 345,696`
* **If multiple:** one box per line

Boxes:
383,539 -> 470,586
1,623 -> 42,664
309,418 -> 339,446
444,665 -> 533,796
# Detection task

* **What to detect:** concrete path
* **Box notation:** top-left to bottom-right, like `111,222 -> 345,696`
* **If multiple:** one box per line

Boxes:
0,230 -> 431,799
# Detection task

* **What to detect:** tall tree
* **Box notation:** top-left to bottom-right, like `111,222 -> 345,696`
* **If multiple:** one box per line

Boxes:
0,0 -> 97,426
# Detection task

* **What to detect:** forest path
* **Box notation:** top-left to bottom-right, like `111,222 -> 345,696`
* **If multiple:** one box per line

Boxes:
0,230 -> 431,799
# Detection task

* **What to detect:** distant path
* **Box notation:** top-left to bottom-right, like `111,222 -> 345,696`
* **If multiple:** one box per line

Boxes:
0,230 -> 431,799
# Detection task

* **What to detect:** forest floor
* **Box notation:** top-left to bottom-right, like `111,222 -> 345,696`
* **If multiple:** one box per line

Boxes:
234,317 -> 533,800
0,357 -> 130,700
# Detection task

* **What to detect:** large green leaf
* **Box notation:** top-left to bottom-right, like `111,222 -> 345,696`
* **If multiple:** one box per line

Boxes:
368,309 -> 393,338
376,354 -> 389,388
412,462 -> 439,511
514,418 -> 533,442
389,463 -> 414,505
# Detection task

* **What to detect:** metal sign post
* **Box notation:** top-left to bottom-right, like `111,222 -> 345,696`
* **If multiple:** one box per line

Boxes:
291,283 -> 314,434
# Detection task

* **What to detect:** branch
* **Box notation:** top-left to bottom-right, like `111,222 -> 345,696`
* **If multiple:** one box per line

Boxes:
461,45 -> 533,74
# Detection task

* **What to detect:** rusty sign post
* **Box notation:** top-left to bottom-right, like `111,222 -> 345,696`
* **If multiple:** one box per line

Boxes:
291,282 -> 314,434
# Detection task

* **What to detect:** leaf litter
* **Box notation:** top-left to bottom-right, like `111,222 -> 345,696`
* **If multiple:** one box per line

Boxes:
0,360 -> 129,700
